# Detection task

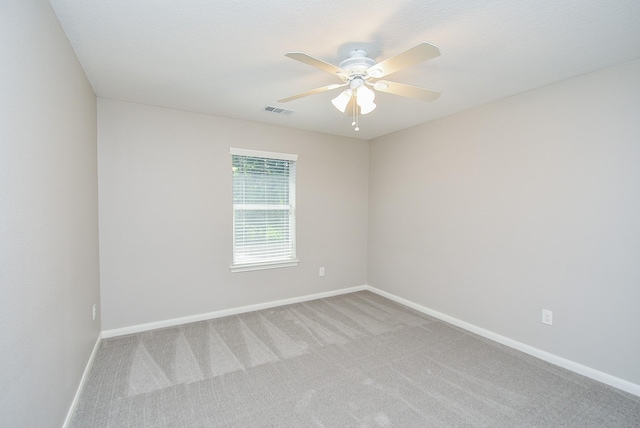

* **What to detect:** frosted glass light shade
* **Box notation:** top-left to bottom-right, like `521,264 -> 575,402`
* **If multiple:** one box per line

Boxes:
331,90 -> 352,113
357,85 -> 376,114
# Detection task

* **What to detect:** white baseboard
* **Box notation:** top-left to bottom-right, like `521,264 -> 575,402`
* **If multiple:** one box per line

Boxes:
63,332 -> 102,428
365,285 -> 640,397
101,285 -> 369,338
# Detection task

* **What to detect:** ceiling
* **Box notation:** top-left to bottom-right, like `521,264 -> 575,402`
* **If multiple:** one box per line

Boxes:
49,0 -> 640,140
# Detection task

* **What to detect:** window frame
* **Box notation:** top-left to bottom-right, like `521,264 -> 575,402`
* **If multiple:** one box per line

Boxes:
229,148 -> 299,272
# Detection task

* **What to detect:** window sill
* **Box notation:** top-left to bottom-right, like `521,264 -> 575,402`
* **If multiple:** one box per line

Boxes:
230,259 -> 300,273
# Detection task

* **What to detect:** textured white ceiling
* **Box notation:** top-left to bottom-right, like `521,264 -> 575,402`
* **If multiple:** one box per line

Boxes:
49,0 -> 640,140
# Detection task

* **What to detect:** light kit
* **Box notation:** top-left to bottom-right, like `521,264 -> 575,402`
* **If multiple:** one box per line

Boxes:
278,42 -> 441,131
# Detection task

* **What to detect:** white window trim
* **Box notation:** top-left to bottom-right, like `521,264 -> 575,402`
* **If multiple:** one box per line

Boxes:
230,260 -> 300,273
229,148 -> 299,273
229,148 -> 297,161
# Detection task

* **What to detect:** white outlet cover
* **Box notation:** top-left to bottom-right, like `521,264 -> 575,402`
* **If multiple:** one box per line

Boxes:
542,309 -> 553,325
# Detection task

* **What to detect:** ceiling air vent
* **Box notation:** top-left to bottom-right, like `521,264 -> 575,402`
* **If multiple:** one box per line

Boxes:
264,105 -> 294,115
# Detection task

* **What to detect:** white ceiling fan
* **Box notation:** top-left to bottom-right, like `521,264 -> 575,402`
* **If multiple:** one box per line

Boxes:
278,42 -> 441,131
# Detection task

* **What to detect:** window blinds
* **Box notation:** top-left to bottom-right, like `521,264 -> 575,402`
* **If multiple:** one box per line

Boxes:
231,150 -> 297,268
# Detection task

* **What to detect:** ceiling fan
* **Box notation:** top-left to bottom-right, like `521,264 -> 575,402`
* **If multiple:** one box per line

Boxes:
278,42 -> 441,131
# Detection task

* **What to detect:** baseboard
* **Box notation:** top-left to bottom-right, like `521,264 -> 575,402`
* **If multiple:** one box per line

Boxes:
63,332 -> 102,428
101,285 -> 369,338
365,285 -> 640,397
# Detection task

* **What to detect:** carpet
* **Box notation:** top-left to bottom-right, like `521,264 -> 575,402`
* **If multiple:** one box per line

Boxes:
69,291 -> 640,427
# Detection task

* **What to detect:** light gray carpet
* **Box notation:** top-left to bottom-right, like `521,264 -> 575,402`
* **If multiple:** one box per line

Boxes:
70,291 -> 640,427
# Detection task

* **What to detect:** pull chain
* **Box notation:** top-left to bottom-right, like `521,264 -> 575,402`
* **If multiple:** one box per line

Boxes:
352,95 -> 359,131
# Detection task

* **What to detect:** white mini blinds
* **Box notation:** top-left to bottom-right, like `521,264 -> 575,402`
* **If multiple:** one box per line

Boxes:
230,148 -> 298,272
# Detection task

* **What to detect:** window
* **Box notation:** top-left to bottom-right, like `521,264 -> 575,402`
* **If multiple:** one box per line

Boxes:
230,148 -> 298,272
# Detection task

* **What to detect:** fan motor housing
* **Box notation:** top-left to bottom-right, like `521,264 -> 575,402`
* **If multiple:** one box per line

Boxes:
339,49 -> 376,76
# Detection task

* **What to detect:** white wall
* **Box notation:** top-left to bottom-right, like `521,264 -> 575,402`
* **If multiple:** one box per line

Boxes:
0,0 -> 101,426
98,99 -> 369,330
369,58 -> 640,386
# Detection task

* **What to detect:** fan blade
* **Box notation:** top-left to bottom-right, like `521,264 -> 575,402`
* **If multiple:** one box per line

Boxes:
285,52 -> 346,78
278,83 -> 346,103
374,80 -> 440,102
367,42 -> 440,78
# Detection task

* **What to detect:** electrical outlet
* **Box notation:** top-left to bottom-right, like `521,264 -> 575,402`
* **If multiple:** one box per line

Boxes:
92,304 -> 96,321
319,267 -> 325,277
542,309 -> 553,326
